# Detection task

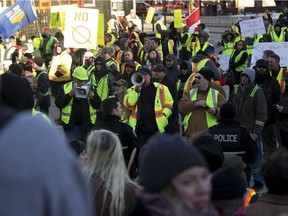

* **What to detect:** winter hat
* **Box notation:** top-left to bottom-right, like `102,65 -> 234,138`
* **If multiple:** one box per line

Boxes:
212,167 -> 246,200
32,57 -> 44,67
255,59 -> 267,68
113,79 -> 128,88
157,14 -> 164,20
180,61 -> 188,70
154,64 -> 166,73
113,40 -> 121,48
138,66 -> 152,76
69,140 -> 86,156
204,45 -> 215,54
193,135 -> 224,172
9,63 -> 23,76
241,68 -> 255,83
197,67 -> 214,82
220,102 -> 236,120
138,133 -> 207,192
165,54 -> 175,61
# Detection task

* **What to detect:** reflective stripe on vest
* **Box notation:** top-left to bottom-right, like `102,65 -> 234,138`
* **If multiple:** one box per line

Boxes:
128,83 -> 172,132
86,64 -> 95,77
183,88 -> 218,132
91,74 -> 109,101
155,21 -> 167,39
61,82 -> 96,124
192,59 -> 209,73
183,73 -> 196,94
244,188 -> 256,206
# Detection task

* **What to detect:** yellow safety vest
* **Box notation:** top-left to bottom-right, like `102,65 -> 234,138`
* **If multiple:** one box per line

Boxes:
230,50 -> 247,72
32,108 -> 51,125
183,88 -> 218,131
179,32 -> 191,52
270,68 -> 285,92
222,42 -> 234,55
154,20 -> 167,39
124,82 -> 173,132
270,30 -> 285,42
61,82 -> 97,124
90,74 -> 109,101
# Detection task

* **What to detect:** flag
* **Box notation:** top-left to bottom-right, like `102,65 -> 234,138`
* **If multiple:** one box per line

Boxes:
186,7 -> 200,34
0,0 -> 37,39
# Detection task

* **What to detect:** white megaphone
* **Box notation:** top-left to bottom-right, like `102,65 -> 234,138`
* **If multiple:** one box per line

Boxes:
131,72 -> 145,86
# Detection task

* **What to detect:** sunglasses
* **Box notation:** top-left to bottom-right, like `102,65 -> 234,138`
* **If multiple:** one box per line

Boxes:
95,63 -> 102,66
195,76 -> 202,80
257,65 -> 266,69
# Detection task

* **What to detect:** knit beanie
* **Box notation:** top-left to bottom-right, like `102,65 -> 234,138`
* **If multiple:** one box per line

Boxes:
180,61 -> 188,70
197,67 -> 214,82
9,63 -> 23,76
193,135 -> 224,172
220,102 -> 236,120
212,167 -> 246,200
204,45 -> 215,54
138,133 -> 207,192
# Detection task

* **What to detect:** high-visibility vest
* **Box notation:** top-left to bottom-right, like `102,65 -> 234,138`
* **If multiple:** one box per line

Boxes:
32,108 -> 51,125
124,82 -> 173,132
230,50 -> 247,72
40,36 -> 55,56
270,30 -> 285,42
244,188 -> 256,206
270,68 -> 285,92
106,58 -> 119,73
222,41 -> 234,55
115,50 -> 124,70
179,32 -> 191,52
90,74 -> 109,101
121,61 -> 141,74
192,41 -> 210,57
183,88 -> 218,132
61,82 -> 97,124
154,20 -> 167,39
86,64 -> 95,77
137,48 -> 148,64
192,58 -> 209,73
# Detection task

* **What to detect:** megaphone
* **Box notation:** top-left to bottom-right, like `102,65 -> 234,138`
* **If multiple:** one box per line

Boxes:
131,72 -> 145,86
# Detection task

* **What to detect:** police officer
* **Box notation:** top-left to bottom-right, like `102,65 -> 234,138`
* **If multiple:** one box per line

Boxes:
209,102 -> 257,166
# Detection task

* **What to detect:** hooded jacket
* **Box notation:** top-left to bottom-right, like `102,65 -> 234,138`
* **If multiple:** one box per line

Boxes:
229,69 -> 267,135
165,54 -> 180,83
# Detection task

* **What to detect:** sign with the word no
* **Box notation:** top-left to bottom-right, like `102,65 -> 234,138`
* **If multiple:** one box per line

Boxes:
64,7 -> 99,49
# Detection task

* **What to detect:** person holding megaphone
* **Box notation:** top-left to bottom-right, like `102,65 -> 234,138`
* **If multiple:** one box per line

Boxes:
124,66 -> 174,148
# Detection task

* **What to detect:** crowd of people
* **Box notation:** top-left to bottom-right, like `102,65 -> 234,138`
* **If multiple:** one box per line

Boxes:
1,6 -> 288,216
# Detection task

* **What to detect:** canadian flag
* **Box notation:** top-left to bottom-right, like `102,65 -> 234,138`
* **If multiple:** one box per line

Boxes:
186,7 -> 201,34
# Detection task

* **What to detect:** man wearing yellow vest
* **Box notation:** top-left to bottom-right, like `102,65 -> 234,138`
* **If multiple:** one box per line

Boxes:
55,66 -> 101,141
177,25 -> 192,61
268,54 -> 287,92
124,66 -> 173,148
179,68 -> 226,142
154,14 -> 167,40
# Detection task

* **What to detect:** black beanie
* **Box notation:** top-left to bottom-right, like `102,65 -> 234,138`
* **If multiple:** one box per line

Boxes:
138,133 -> 207,192
197,67 -> 214,82
212,167 -> 246,200
193,135 -> 224,172
9,63 -> 23,76
180,61 -> 188,70
220,102 -> 236,120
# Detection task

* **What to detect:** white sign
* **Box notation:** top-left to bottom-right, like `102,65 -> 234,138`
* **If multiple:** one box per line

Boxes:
218,54 -> 231,71
239,17 -> 266,37
64,8 -> 98,49
251,42 -> 288,67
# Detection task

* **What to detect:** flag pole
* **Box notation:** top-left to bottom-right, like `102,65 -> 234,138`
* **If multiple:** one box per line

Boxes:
32,0 -> 42,37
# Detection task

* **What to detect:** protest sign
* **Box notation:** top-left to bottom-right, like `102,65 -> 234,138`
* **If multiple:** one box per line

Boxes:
239,17 -> 266,37
218,54 -> 231,71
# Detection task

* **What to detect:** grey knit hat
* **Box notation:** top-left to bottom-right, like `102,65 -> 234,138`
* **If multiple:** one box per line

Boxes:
138,133 -> 207,192
241,68 -> 255,83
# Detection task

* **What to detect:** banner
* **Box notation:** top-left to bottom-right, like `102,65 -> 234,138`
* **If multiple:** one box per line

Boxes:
218,54 -> 231,71
97,13 -> 104,46
64,7 -> 99,49
251,42 -> 288,67
186,7 -> 200,34
239,17 -> 266,38
0,0 -> 37,39
174,9 -> 182,28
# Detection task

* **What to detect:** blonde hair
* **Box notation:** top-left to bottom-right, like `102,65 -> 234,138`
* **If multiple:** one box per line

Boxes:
86,129 -> 132,216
